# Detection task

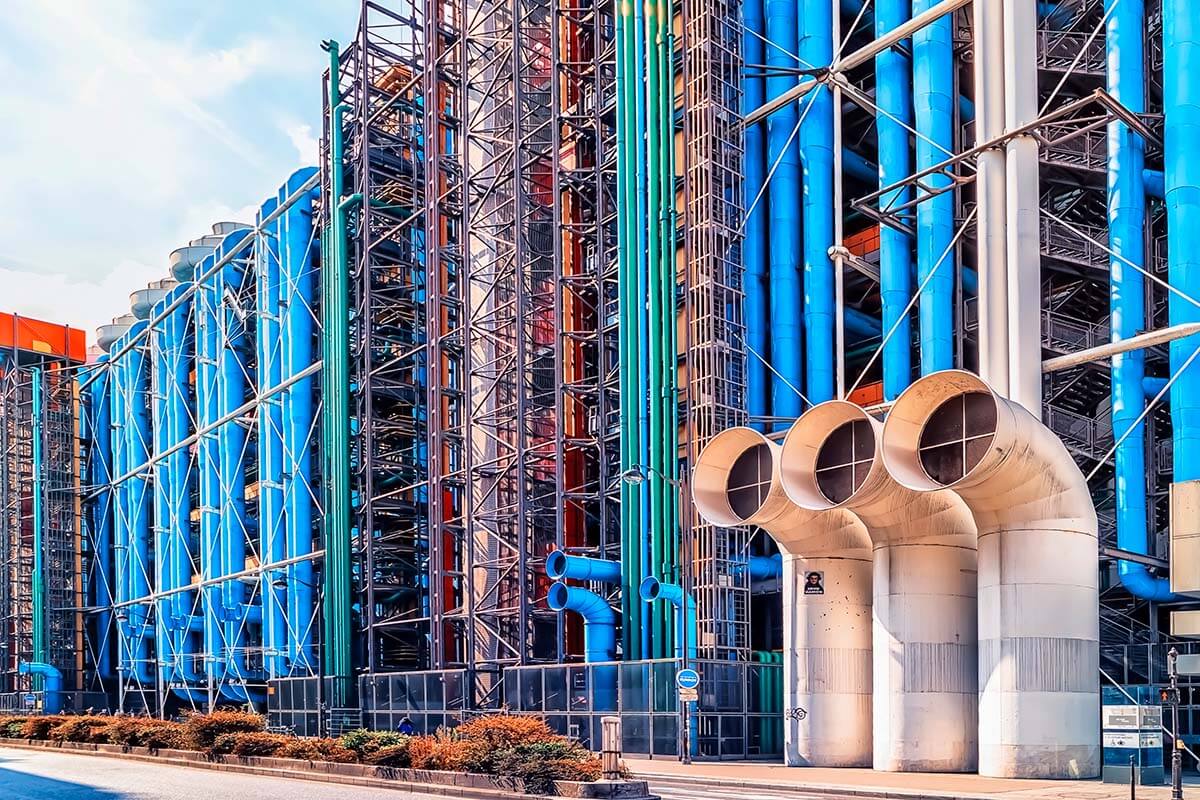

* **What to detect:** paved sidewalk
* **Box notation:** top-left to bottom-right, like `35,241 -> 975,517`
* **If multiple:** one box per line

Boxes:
634,760 -> 1195,800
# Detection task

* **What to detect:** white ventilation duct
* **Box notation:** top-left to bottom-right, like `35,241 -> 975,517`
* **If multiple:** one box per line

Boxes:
693,426 -> 872,768
880,370 -> 1099,779
781,401 -> 979,773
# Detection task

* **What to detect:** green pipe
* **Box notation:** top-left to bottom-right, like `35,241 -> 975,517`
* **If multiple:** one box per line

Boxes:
322,40 -> 353,706
644,0 -> 666,660
31,367 -> 46,684
616,0 -> 642,660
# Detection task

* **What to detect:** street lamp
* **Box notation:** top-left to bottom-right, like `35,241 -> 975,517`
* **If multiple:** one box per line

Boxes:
620,463 -> 694,764
272,574 -> 326,738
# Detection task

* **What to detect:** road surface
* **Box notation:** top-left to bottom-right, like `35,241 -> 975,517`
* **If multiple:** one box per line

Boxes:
0,746 -> 432,799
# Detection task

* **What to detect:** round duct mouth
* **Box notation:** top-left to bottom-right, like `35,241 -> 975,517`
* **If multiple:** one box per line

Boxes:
546,550 -> 568,580
882,370 -> 1000,491
692,426 -> 777,527
639,576 -> 662,602
781,401 -> 881,510
547,582 -> 570,611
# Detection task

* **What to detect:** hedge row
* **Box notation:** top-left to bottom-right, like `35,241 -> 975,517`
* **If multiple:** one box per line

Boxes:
0,711 -> 609,796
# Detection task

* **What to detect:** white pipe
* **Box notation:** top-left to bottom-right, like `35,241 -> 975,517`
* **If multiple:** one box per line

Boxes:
1042,323 -> 1200,372
975,0 -> 1010,397
693,427 -> 872,768
780,402 -> 979,773
881,370 -> 1100,779
1004,0 -> 1044,414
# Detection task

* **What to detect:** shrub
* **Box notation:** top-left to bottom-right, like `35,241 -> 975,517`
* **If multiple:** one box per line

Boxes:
137,722 -> 186,751
20,716 -> 65,740
408,732 -> 468,772
211,731 -> 291,757
277,737 -> 358,763
365,741 -> 412,767
49,716 -> 110,743
492,741 -> 604,795
0,717 -> 31,738
183,710 -> 265,752
457,714 -> 556,774
101,717 -> 186,749
339,728 -> 407,758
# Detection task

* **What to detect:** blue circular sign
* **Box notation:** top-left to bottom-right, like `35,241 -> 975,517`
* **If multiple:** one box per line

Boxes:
676,668 -> 700,690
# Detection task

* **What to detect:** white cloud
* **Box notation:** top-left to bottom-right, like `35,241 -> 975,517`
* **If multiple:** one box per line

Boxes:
0,1 -> 334,344
281,120 -> 321,166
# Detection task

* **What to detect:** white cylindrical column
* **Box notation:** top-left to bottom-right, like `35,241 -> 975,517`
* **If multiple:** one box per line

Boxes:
694,426 -> 873,767
784,554 -> 873,767
883,370 -> 1100,778
782,402 -> 978,772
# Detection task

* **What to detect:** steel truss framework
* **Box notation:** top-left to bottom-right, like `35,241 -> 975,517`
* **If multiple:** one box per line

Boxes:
0,365 -> 80,698
73,178 -> 325,714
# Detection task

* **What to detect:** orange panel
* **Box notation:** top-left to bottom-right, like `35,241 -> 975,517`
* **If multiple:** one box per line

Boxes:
0,312 -> 86,363
844,225 -> 880,258
847,381 -> 884,408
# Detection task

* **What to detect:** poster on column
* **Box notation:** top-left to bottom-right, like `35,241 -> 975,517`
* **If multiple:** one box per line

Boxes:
804,571 -> 824,595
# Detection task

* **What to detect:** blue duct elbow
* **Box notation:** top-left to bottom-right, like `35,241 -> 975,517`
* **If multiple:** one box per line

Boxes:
748,554 -> 783,581
18,662 -> 62,713
546,550 -> 622,584
548,582 -> 617,662
639,577 -> 697,660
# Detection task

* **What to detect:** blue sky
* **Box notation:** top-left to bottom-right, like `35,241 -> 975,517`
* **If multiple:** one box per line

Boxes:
0,0 -> 359,342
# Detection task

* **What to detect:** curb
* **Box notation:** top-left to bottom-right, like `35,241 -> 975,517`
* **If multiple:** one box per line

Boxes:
0,739 -> 657,800
634,771 -> 1000,800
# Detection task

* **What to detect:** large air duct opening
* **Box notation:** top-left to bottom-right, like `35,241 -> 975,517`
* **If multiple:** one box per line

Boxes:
694,426 -> 872,768
782,401 -> 978,773
882,370 -> 1099,779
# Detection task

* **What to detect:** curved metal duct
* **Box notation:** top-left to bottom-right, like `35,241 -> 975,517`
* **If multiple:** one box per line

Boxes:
781,401 -> 978,773
693,426 -> 872,768
170,244 -> 215,282
880,370 -> 1099,779
96,314 -> 135,353
130,278 -> 177,320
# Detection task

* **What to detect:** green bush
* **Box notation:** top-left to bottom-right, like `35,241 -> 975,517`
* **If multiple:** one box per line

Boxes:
456,715 -> 555,774
183,710 -> 265,753
0,717 -> 31,738
338,728 -> 407,757
491,741 -> 604,795
210,731 -> 291,757
365,741 -> 412,767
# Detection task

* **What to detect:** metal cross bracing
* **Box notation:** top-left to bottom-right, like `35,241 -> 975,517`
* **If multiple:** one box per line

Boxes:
681,0 -> 748,659
0,365 -> 81,698
552,0 -> 622,636
460,0 -> 562,681
336,1 -> 471,677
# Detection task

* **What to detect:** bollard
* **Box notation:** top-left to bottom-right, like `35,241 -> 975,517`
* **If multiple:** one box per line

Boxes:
601,715 -> 621,780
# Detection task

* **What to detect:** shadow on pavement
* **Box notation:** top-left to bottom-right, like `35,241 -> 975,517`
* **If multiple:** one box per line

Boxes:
0,756 -> 128,800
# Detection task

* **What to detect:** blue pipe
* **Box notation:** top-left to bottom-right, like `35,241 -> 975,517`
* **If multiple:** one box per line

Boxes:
547,582 -> 617,662
85,358 -> 115,681
108,334 -> 130,684
1165,0 -> 1200,588
257,193 -> 288,680
1106,0 -> 1161,600
876,0 -> 914,400
124,320 -> 156,686
196,253 -> 225,690
749,554 -> 783,581
1144,376 -> 1168,397
913,0 -> 956,374
1145,169 -> 1165,199
281,168 -> 320,672
766,0 -> 803,423
744,0 -> 769,431
215,229 -> 262,692
841,148 -> 878,183
546,550 -> 622,583
846,308 -> 882,338
18,662 -> 62,713
151,296 -> 174,687
800,0 -> 836,403
639,576 -> 697,660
